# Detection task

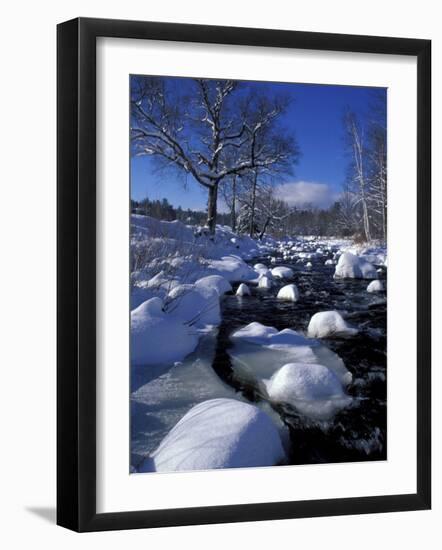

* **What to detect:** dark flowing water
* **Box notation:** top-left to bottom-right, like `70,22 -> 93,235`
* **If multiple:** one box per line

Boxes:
212,248 -> 387,465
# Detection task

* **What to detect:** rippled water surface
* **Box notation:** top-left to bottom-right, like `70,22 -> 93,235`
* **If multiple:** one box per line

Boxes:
213,251 -> 387,465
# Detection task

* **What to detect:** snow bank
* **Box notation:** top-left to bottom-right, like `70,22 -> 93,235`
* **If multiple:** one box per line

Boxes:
166,283 -> 220,327
276,284 -> 300,302
307,311 -> 358,339
195,275 -> 232,296
131,298 -> 199,365
271,266 -> 294,279
367,280 -> 385,293
139,398 -> 286,472
334,252 -> 378,279
236,283 -> 251,296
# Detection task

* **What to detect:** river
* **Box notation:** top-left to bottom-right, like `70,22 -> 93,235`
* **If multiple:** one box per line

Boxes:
212,247 -> 387,465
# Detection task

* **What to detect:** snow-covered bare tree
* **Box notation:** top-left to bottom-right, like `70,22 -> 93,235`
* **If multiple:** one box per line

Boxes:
220,174 -> 241,231
131,77 -> 298,233
367,93 -> 387,241
344,111 -> 372,242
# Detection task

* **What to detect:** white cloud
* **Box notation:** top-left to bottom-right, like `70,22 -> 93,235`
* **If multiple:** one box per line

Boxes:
275,181 -> 340,209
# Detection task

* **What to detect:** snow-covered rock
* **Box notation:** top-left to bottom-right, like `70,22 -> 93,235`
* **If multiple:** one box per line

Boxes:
131,298 -> 199,365
258,275 -> 273,289
334,252 -> 377,279
229,322 -> 351,388
324,259 -> 334,266
139,398 -> 286,472
266,363 -> 345,401
271,266 -> 294,279
131,286 -> 157,310
236,283 -> 251,296
204,255 -> 257,282
276,284 -> 300,302
166,283 -> 220,327
307,311 -> 358,339
367,280 -> 385,293
254,263 -> 268,272
265,363 -> 351,419
195,275 -> 232,296
306,261 -> 313,268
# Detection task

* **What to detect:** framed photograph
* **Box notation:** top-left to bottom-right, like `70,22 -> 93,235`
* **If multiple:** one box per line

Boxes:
57,17 -> 431,532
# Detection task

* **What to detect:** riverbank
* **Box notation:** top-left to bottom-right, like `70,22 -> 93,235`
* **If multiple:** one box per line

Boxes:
130,215 -> 387,472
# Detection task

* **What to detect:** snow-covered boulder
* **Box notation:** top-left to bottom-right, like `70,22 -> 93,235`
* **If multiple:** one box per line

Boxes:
307,311 -> 358,339
258,275 -> 273,289
265,363 -> 351,419
236,283 -> 251,296
306,262 -> 312,268
131,298 -> 199,365
266,363 -> 345,402
229,322 -> 351,387
276,284 -> 300,302
271,266 -> 294,279
253,263 -> 268,273
131,286 -> 157,310
139,398 -> 286,472
367,280 -> 385,293
205,255 -> 256,282
195,275 -> 232,296
324,259 -> 334,266
166,283 -> 220,327
334,252 -> 377,279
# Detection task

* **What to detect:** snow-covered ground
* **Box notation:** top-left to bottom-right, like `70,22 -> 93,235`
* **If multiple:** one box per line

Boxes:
130,215 -> 387,472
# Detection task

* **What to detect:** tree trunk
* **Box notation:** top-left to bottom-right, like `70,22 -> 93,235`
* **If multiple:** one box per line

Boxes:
249,171 -> 258,238
258,217 -> 271,240
231,175 -> 237,232
361,196 -> 371,242
206,184 -> 218,234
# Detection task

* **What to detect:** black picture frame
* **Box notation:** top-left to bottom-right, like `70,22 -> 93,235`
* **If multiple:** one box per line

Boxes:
57,17 -> 431,532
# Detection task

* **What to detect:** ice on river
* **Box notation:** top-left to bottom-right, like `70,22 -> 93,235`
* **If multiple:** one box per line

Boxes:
228,322 -> 352,419
131,332 -> 243,463
138,398 -> 286,473
307,311 -> 358,339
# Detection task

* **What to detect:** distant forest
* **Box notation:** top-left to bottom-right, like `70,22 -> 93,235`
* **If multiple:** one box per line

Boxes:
131,196 -> 359,239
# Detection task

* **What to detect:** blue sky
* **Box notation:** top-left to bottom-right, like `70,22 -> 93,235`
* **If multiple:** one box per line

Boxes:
131,78 -> 386,211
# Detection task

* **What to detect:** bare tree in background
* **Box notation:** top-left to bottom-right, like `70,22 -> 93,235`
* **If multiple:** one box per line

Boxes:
367,93 -> 387,242
345,111 -> 372,242
131,77 -> 298,233
220,174 -> 241,232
